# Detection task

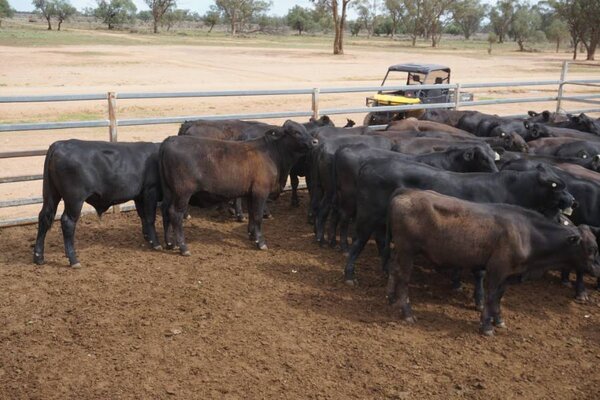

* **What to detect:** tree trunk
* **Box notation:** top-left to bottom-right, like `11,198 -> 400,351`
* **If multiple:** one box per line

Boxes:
556,38 -> 560,53
58,20 -> 62,31
46,16 -> 52,30
298,28 -> 302,35
208,24 -> 214,33
573,39 -> 578,60
518,39 -> 524,52
586,35 -> 598,61
153,19 -> 158,33
411,35 -> 416,46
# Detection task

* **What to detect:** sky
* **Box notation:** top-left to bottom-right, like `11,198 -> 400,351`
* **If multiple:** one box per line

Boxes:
9,0 -> 317,15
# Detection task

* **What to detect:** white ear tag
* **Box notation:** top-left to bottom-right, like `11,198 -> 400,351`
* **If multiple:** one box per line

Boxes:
552,183 -> 557,188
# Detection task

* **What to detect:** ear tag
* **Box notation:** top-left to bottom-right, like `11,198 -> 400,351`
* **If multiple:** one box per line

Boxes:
552,183 -> 557,188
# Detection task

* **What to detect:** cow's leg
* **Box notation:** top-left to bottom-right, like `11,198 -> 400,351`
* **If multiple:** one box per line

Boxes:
234,198 -> 245,222
344,218 -> 376,284
492,284 -> 507,329
473,269 -> 486,310
560,269 -> 571,286
480,269 -> 503,336
315,194 -> 332,245
574,270 -> 588,301
246,195 -> 255,240
387,248 -> 415,323
161,191 -> 175,250
327,206 -> 339,248
308,184 -> 322,226
249,193 -> 268,250
142,189 -> 161,250
263,202 -> 272,219
338,208 -> 351,254
134,198 -> 150,242
168,195 -> 191,256
33,186 -> 61,265
290,173 -> 300,207
60,199 -> 84,268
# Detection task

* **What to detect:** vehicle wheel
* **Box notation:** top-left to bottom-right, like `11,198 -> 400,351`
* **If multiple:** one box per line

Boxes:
363,112 -> 376,126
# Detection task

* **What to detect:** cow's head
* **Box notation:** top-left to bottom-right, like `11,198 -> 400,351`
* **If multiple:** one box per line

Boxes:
523,122 -> 552,141
533,163 -> 576,216
572,225 -> 600,277
267,120 -> 318,154
498,132 -> 529,153
459,145 -> 499,172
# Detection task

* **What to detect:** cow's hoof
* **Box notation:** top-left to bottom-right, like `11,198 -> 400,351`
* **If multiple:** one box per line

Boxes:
481,328 -> 495,337
575,292 -> 589,302
561,280 -> 571,287
152,244 -> 163,251
33,255 -> 44,265
236,216 -> 246,222
264,214 -> 273,220
403,316 -> 416,324
181,250 -> 192,257
495,320 -> 507,329
70,263 -> 82,269
475,303 -> 484,311
344,279 -> 357,287
257,243 -> 268,250
185,214 -> 192,220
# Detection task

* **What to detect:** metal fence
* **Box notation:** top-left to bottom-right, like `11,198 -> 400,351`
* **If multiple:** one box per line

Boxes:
1,61 -> 600,227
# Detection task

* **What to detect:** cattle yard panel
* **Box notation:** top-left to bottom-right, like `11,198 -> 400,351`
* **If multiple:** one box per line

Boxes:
1,62 -> 600,227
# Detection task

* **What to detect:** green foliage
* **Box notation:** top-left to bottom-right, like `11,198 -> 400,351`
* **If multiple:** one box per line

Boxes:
137,10 -> 152,22
488,0 -> 517,43
374,16 -> 393,36
53,0 -> 77,30
161,8 -> 189,31
214,0 -> 271,36
0,0 -> 15,27
32,0 -> 55,29
286,5 -> 317,35
545,18 -> 569,52
510,4 -> 544,51
451,0 -> 487,39
202,6 -> 220,32
93,0 -> 137,30
349,19 -> 361,36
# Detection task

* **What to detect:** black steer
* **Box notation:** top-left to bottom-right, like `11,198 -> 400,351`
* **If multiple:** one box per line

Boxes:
33,140 -> 162,267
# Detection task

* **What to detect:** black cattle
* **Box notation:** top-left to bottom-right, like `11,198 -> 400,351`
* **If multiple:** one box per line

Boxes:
498,151 -> 600,172
389,136 -> 509,155
526,110 -> 569,124
527,137 -> 599,158
345,160 -> 575,289
385,118 -> 473,137
178,119 -> 276,140
528,123 -> 600,142
502,159 -> 600,299
33,140 -> 161,267
549,113 -> 600,135
385,189 -> 600,335
457,111 -> 498,133
310,135 -> 393,240
159,120 -> 317,254
328,145 -> 499,251
419,109 -> 475,127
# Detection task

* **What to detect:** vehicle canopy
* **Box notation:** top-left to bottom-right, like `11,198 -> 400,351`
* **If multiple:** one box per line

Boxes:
382,63 -> 451,86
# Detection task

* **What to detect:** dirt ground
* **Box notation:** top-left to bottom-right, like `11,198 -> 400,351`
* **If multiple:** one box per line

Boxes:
0,191 -> 599,399
1,39 -> 599,220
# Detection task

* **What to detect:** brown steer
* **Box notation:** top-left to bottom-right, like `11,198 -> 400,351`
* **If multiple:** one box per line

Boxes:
159,120 -> 317,254
385,189 -> 600,336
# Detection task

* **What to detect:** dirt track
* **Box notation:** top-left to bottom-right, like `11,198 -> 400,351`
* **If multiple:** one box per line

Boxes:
1,191 -> 599,399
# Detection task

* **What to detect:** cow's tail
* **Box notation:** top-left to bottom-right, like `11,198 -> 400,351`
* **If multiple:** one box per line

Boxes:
38,143 -> 62,227
177,120 -> 195,136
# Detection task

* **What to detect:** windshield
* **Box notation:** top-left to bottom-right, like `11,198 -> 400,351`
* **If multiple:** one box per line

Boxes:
423,70 -> 449,85
381,71 -> 426,87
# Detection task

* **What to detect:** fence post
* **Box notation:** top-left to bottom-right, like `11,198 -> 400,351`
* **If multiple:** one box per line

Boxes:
107,91 -> 120,213
311,88 -> 320,120
556,61 -> 569,114
454,83 -> 461,110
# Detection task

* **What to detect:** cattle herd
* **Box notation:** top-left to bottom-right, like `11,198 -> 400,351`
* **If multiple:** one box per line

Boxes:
31,109 -> 600,336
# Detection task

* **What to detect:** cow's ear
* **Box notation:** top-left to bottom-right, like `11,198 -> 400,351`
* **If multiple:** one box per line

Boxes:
463,149 -> 475,161
528,111 -> 537,117
542,111 -> 550,121
587,226 -> 600,241
321,115 -> 331,124
568,235 -> 582,245
530,126 -> 540,138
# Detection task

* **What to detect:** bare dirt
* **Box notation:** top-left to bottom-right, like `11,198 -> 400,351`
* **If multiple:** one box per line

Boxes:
1,191 -> 599,399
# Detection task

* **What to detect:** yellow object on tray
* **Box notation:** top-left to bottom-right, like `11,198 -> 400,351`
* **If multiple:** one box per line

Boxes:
373,94 -> 421,105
